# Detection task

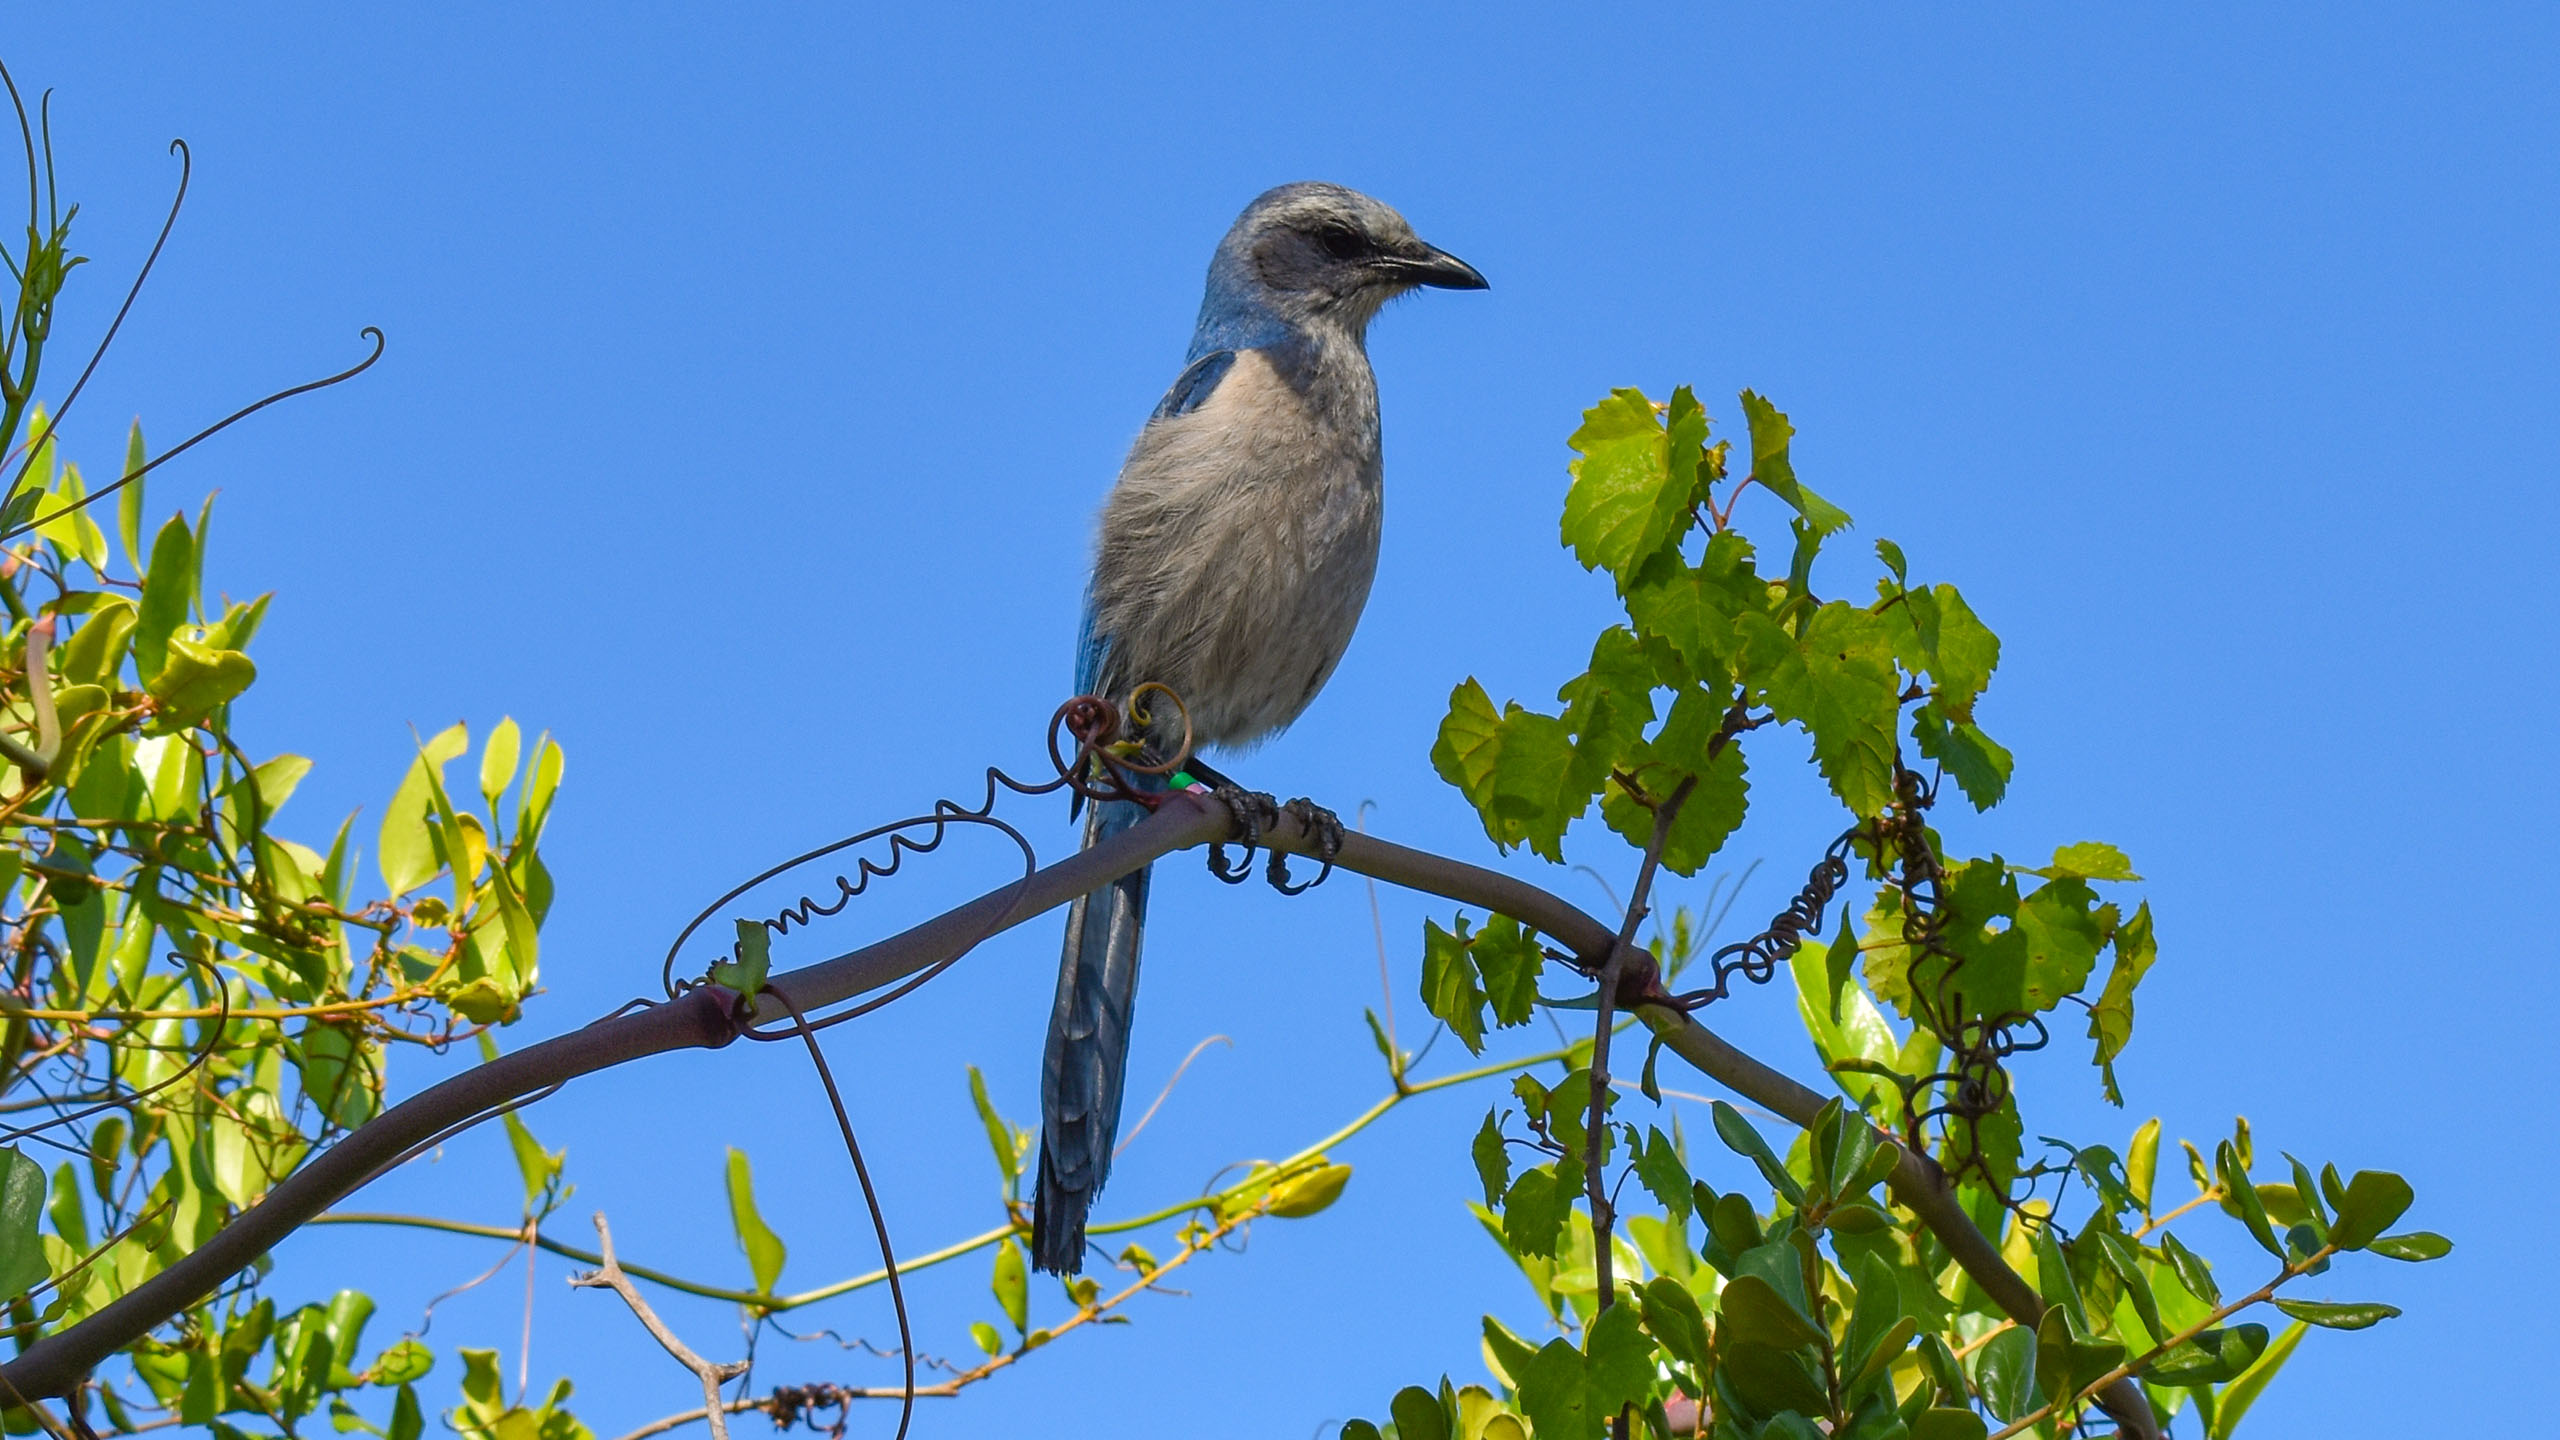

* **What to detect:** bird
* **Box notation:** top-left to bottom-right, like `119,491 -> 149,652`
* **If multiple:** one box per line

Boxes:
1033,182 -> 1486,1275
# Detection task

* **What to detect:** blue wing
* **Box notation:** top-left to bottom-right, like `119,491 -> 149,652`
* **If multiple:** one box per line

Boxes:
1150,349 -> 1237,421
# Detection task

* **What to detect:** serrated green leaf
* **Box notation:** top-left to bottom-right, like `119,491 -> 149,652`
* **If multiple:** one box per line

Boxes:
1562,388 -> 1695,582
1599,691 -> 1750,876
1738,390 -> 1850,537
1472,1110 -> 1511,1208
1421,917 -> 1489,1055
1742,603 -> 1898,817
1557,626 -> 1659,795
1473,915 -> 1544,1029
1909,703 -> 2012,811
710,919 -> 770,1008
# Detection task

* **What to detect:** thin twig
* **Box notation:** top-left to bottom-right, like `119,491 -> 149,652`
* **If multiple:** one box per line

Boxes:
1114,1034 -> 1232,1158
1586,773 -> 1692,1440
569,1215 -> 750,1440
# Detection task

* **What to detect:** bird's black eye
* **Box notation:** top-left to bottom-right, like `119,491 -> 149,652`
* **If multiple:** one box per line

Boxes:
1316,224 -> 1367,261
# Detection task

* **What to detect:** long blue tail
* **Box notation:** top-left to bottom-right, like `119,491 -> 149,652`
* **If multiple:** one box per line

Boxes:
1033,793 -> 1152,1274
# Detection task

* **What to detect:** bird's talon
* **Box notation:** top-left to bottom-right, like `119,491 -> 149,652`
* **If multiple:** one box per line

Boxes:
1207,784 -> 1268,883
1268,797 -> 1342,895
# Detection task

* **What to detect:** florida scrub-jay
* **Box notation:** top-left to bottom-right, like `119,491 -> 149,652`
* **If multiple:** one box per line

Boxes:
1034,182 -> 1485,1273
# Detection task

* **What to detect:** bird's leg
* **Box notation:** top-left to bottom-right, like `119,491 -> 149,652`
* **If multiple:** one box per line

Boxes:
1267,798 -> 1344,895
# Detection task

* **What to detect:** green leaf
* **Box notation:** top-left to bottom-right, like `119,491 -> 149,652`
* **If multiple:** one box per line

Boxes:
133,512 -> 197,681
1743,603 -> 1899,817
1638,1275 -> 1708,1373
1482,1314 -> 1542,1389
1623,533 -> 1760,687
992,1238 -> 1028,1333
1472,1110 -> 1511,1208
297,1021 -> 379,1129
1473,915 -> 1544,1029
1710,1101 -> 1804,1205
2327,1170 -> 2415,1251
1909,703 -> 2012,811
1267,1162 -> 1353,1218
1581,1301 -> 1652,1415
1431,686 -> 1588,861
2217,1142 -> 2286,1259
2271,1297 -> 2399,1330
0,1149 -> 47,1301
1562,387 -> 1696,582
1973,1324 -> 2036,1424
1389,1387 -> 1449,1440
711,920 -> 771,1009
1722,1341 -> 1830,1420
966,1066 -> 1022,1193
969,1322 -> 1003,1356
1421,917 -> 1489,1055
1910,1410 -> 1988,1440
1599,686 -> 1751,875
1715,1273 -> 1822,1351
723,1148 -> 788,1295
2208,1320 -> 2307,1440
1629,1126 -> 1691,1224
146,636 -> 256,727
2091,1230 -> 2162,1344
1517,1338 -> 1596,1440
2366,1230 -> 2452,1262
500,1108 -> 562,1210
1558,626 -> 1660,793
2158,1231 -> 2220,1307
2140,1323 -> 2266,1386
479,717 -> 522,805
2014,876 -> 2111,1011
2039,842 -> 2141,882
379,723 -> 469,897
2087,905 -> 2156,1102
1339,1424 -> 1384,1440
369,1338 -> 433,1387
1738,391 -> 1850,537
1501,1160 -> 1579,1260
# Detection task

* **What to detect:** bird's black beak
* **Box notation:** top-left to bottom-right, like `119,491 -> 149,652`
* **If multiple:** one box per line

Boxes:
1391,243 -> 1489,290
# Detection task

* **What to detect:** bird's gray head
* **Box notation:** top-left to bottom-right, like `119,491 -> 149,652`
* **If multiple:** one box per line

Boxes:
1197,182 -> 1487,346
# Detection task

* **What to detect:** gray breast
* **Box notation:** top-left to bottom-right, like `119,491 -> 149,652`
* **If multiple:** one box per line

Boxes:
1086,343 -> 1383,751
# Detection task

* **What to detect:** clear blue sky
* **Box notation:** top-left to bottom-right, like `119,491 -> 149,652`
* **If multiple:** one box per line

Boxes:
13,6 -> 2555,1436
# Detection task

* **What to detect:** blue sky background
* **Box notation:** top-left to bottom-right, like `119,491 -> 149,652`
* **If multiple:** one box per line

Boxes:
11,5 -> 2555,1437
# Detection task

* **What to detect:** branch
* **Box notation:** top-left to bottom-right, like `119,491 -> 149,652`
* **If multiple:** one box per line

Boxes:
569,1215 -> 750,1440
0,795 -> 1227,1399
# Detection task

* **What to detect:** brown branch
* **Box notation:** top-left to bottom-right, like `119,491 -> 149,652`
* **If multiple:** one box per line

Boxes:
569,1215 -> 749,1440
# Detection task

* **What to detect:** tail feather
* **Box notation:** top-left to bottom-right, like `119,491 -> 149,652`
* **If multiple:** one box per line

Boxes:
1033,794 -> 1151,1274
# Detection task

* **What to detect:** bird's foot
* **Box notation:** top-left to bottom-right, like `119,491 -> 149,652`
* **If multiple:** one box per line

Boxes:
1205,784 -> 1270,884
1267,798 -> 1343,895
